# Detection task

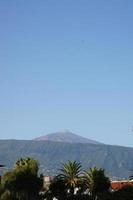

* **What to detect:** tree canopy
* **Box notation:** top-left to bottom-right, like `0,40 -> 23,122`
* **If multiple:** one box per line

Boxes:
0,157 -> 42,200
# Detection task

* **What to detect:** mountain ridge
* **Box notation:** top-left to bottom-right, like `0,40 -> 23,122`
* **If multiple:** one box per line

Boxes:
0,139 -> 133,178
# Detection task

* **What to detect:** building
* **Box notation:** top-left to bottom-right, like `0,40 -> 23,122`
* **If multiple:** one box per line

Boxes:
111,180 -> 133,190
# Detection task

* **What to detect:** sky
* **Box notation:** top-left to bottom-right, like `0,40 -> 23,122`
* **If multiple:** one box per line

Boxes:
0,0 -> 133,147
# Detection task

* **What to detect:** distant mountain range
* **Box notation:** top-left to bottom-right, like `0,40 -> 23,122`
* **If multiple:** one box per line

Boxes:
33,130 -> 100,144
0,131 -> 133,179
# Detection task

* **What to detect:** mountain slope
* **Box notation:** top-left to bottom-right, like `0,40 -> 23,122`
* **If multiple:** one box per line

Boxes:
33,130 -> 100,144
0,139 -> 133,179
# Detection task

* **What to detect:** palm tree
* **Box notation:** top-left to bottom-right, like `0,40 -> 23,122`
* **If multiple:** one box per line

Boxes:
1,157 -> 42,200
45,176 -> 67,200
13,157 -> 38,175
83,167 -> 111,200
57,160 -> 82,196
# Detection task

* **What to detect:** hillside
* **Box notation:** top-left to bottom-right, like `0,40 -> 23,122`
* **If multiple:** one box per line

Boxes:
0,139 -> 133,179
33,130 -> 100,144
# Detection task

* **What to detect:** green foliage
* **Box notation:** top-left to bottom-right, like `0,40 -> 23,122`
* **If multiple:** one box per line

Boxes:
1,157 -> 132,200
0,190 -> 11,200
57,160 -> 82,195
112,185 -> 133,200
46,177 -> 67,200
0,157 -> 43,200
45,161 -> 111,200
13,157 -> 39,175
83,167 -> 111,198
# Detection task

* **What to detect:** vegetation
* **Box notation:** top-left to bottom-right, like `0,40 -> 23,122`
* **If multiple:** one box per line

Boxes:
0,157 -> 133,200
112,185 -> 133,200
0,157 -> 43,200
57,160 -> 82,195
83,167 -> 111,199
42,161 -> 111,200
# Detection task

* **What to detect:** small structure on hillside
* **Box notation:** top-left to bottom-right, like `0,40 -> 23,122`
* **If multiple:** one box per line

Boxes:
111,180 -> 133,191
43,176 -> 51,189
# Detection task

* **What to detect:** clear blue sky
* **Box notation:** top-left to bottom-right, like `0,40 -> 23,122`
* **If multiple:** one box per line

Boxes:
0,0 -> 133,147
